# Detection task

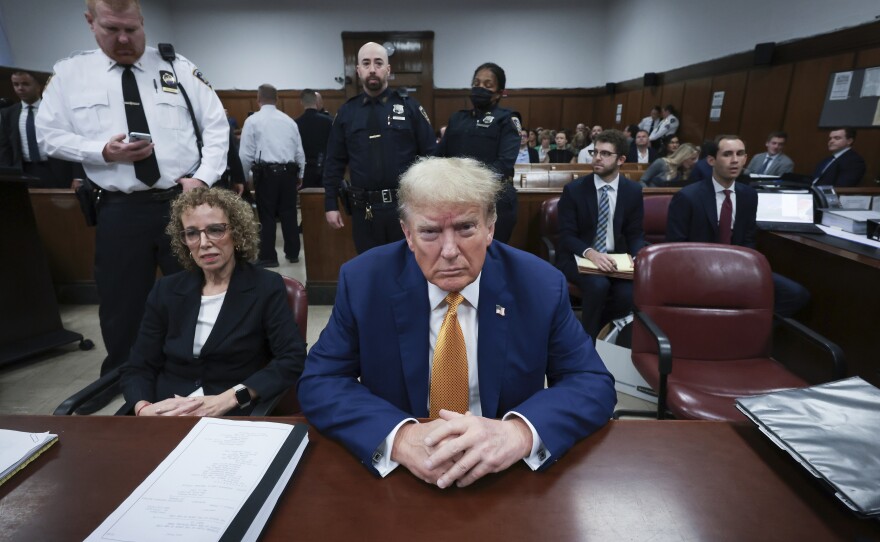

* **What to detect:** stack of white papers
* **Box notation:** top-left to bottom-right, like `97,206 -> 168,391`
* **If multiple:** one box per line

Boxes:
0,429 -> 58,486
86,418 -> 309,542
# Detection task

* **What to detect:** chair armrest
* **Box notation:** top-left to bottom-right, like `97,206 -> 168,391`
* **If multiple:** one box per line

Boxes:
53,368 -> 121,415
633,310 -> 673,420
773,314 -> 847,379
249,393 -> 283,417
633,310 -> 672,375
540,236 -> 556,265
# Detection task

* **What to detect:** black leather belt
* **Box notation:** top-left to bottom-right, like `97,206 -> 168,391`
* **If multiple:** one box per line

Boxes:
258,162 -> 297,174
348,187 -> 397,205
102,185 -> 182,202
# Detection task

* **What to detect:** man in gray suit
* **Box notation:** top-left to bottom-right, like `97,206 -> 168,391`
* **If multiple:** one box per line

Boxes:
746,131 -> 794,176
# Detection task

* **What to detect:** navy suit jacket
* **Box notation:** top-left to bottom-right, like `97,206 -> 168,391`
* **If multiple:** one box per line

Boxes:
556,174 -> 646,277
625,145 -> 656,164
298,240 -> 616,475
120,262 -> 306,413
0,103 -> 75,187
813,148 -> 866,187
666,178 -> 758,248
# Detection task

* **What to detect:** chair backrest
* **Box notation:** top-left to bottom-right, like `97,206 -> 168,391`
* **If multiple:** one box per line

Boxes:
547,171 -> 576,188
632,243 -> 773,362
539,196 -> 561,262
282,275 -> 308,341
643,194 -> 673,244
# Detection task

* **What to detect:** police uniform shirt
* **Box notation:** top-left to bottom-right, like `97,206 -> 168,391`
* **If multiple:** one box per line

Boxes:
323,87 -> 436,212
36,46 -> 229,193
239,104 -> 306,178
18,98 -> 47,162
296,108 -> 332,165
436,104 -> 520,179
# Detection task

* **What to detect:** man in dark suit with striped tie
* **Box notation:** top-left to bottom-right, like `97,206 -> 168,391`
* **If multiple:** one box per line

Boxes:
0,71 -> 72,187
556,129 -> 646,338
813,128 -> 866,187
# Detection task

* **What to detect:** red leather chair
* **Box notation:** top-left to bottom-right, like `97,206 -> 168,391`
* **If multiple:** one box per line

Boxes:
642,194 -> 673,244
55,274 -> 308,416
626,243 -> 844,420
539,197 -> 582,306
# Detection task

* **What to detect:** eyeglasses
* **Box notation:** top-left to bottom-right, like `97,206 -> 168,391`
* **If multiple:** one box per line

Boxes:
180,223 -> 229,245
587,149 -> 618,159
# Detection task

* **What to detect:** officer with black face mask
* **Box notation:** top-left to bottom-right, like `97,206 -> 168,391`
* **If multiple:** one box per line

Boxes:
436,62 -> 520,244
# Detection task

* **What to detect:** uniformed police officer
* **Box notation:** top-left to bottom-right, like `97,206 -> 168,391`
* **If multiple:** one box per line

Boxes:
37,0 -> 228,413
296,89 -> 332,189
323,41 -> 436,254
436,62 -> 520,243
239,84 -> 306,266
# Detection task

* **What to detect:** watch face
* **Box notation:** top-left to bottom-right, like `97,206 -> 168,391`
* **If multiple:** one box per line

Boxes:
235,386 -> 251,406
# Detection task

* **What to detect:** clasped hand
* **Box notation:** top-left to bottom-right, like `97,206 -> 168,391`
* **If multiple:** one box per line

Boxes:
138,393 -> 234,417
587,250 -> 618,273
393,410 -> 533,489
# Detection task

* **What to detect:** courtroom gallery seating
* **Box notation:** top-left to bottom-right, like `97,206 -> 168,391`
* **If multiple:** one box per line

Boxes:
625,243 -> 844,421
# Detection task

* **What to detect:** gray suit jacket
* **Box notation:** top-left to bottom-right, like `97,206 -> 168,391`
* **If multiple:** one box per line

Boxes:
747,152 -> 794,176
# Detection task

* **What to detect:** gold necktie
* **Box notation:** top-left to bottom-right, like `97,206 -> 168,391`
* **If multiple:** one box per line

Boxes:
429,292 -> 469,418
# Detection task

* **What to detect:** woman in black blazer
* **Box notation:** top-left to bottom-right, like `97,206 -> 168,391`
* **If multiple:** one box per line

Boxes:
120,188 -> 306,416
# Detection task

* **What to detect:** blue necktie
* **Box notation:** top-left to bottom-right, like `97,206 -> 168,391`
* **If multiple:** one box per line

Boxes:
759,155 -> 772,174
593,185 -> 611,253
26,105 -> 41,163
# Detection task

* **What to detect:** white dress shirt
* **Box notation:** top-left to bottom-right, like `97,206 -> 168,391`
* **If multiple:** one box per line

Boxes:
577,143 -> 594,164
238,104 -> 306,178
373,274 -> 549,477
649,114 -> 679,141
37,47 -> 229,192
18,99 -> 47,161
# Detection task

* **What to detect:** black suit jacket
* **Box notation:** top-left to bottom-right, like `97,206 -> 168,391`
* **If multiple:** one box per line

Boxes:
813,148 -> 866,187
0,103 -> 79,187
527,146 -> 539,163
625,144 -> 656,164
666,178 -> 758,248
296,108 -> 333,188
556,173 -> 646,277
119,261 -> 306,413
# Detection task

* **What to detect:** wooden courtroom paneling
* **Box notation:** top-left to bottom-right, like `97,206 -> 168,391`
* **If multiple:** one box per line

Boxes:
503,96 -> 531,126
592,93 -> 616,130
679,77 -> 712,145
562,96 -> 594,130
528,96 -> 564,133
623,89 -> 644,127
781,52 -> 856,175
640,86 -> 662,118
853,46 -> 880,183
659,81 -> 685,118
739,64 -> 794,153
433,95 -> 469,128
217,89 -> 345,130
706,71 -> 748,138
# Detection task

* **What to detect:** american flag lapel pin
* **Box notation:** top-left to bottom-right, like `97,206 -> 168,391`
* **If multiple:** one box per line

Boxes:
495,305 -> 506,317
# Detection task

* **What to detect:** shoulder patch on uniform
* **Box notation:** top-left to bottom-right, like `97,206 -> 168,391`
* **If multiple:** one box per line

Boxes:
511,116 -> 522,134
192,67 -> 212,88
418,105 -> 431,126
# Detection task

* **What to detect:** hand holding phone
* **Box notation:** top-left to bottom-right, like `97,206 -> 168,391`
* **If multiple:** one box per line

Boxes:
129,131 -> 152,143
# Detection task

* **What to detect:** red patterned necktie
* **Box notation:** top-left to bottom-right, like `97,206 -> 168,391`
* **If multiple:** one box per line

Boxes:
718,189 -> 733,244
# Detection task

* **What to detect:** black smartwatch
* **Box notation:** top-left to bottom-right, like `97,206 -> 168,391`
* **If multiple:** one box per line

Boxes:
233,384 -> 252,408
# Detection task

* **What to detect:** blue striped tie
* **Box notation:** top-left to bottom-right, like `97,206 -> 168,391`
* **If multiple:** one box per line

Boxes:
594,185 -> 611,253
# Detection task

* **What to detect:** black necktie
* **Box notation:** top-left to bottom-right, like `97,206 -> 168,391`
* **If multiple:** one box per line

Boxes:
25,105 -> 41,163
367,98 -> 385,184
121,65 -> 160,186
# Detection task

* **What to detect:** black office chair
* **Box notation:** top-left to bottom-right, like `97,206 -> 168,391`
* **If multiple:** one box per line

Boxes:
54,275 -> 307,416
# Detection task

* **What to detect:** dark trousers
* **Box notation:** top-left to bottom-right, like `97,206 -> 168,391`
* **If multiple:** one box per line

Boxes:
351,204 -> 404,254
95,195 -> 181,376
563,260 -> 634,339
772,272 -> 810,318
494,183 -> 518,244
256,169 -> 299,262
301,163 -> 323,189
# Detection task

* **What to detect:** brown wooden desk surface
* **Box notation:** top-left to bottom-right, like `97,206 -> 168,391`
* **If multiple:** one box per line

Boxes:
1,417 -> 877,541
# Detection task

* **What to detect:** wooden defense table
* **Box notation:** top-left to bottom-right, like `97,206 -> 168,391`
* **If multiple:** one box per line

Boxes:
758,230 -> 880,387
1,416 -> 877,541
